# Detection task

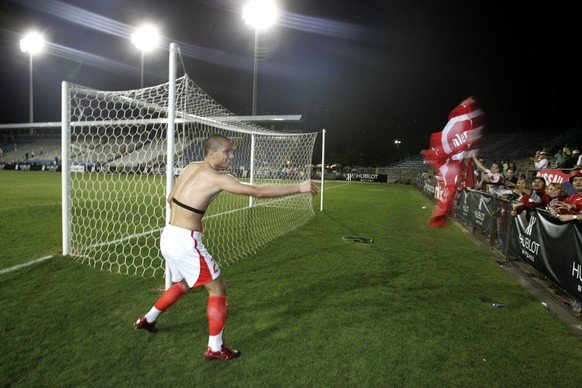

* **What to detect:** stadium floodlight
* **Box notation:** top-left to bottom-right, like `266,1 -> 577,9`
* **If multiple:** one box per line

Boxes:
20,31 -> 45,125
242,0 -> 278,115
131,24 -> 160,88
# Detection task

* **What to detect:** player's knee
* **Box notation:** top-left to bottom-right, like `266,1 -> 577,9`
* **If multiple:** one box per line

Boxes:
179,280 -> 190,292
206,278 -> 227,296
215,281 -> 228,296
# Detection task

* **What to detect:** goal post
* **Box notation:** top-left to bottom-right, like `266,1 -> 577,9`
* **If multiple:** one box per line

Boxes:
61,43 -> 321,280
164,43 -> 177,289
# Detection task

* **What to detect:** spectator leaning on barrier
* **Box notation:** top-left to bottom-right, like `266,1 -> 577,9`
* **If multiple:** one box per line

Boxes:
472,156 -> 505,195
544,182 -> 568,210
507,176 -> 548,216
513,175 -> 529,196
549,170 -> 582,222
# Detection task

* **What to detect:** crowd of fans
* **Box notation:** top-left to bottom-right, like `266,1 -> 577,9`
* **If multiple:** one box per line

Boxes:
470,143 -> 582,226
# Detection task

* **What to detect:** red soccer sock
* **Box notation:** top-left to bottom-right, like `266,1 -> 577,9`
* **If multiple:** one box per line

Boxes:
207,296 -> 227,336
154,283 -> 188,311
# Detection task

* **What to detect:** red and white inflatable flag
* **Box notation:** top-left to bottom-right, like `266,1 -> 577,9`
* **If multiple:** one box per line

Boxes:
420,96 -> 485,227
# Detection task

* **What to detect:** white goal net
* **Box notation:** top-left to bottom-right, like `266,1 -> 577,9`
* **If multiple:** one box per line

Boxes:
61,70 -> 318,278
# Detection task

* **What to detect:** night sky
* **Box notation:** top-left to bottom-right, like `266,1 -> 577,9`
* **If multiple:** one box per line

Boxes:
0,0 -> 580,165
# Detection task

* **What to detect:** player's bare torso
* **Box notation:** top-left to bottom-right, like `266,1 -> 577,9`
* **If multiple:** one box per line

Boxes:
168,162 -> 223,232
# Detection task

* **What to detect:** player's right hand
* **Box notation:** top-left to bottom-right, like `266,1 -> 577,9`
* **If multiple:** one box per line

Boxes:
301,179 -> 319,195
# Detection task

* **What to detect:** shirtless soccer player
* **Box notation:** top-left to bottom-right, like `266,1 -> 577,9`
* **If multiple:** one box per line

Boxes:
134,134 -> 318,360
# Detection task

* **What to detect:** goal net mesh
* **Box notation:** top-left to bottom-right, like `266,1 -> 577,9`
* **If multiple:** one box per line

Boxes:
64,74 -> 318,277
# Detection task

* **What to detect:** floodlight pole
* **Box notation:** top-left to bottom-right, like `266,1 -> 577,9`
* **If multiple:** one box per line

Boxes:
243,0 -> 278,115
28,53 -> 34,125
140,50 -> 145,89
252,28 -> 259,115
20,32 -> 44,133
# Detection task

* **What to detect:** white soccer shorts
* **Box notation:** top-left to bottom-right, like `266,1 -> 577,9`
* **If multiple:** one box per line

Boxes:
160,223 -> 221,288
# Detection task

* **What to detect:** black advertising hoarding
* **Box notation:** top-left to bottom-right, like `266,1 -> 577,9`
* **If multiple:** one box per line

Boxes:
345,173 -> 388,183
472,192 -> 494,234
509,209 -> 582,299
454,190 -> 470,221
454,190 -> 495,234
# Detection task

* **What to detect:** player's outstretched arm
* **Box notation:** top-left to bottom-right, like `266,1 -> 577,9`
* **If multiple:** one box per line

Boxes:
217,174 -> 318,198
250,179 -> 318,198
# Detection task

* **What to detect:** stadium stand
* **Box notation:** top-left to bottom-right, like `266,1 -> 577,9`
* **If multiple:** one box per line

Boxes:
2,127 -> 581,174
0,136 -> 60,164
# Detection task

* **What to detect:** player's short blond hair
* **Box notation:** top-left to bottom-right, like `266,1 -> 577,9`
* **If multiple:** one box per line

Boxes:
204,134 -> 231,155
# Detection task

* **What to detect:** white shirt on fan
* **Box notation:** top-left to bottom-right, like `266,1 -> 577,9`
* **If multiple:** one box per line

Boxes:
534,155 -> 549,169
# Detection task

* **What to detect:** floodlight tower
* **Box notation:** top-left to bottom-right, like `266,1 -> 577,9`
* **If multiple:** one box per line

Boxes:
242,0 -> 278,116
20,31 -> 45,126
131,25 -> 160,88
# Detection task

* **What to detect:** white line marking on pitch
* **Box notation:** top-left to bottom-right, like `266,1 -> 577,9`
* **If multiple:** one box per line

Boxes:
0,255 -> 54,275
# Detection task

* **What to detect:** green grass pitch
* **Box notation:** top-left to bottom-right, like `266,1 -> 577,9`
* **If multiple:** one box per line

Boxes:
2,170 -> 582,386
